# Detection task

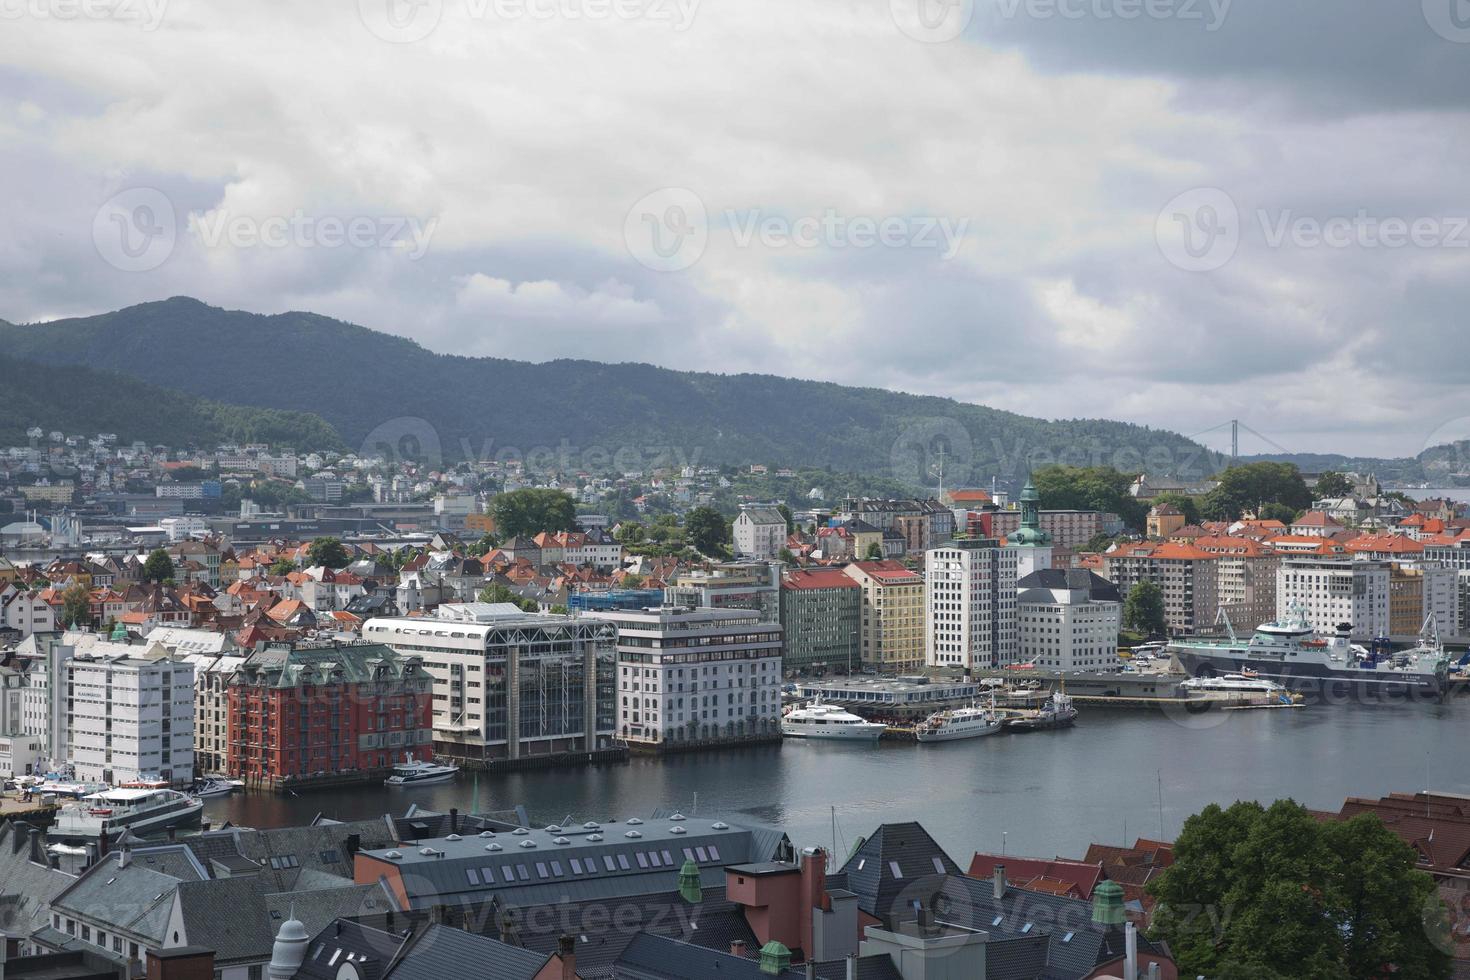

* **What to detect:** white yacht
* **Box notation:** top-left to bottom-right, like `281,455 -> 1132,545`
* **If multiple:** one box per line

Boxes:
49,787 -> 203,841
191,777 -> 238,798
384,756 -> 460,786
915,704 -> 1004,743
781,702 -> 885,741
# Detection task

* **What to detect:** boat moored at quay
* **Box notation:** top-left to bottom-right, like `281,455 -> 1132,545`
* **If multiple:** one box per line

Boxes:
1169,612 -> 1451,703
48,787 -> 204,842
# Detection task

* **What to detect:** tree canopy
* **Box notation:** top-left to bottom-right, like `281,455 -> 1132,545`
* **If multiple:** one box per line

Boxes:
61,582 -> 92,627
492,489 -> 577,539
477,582 -> 539,612
1314,471 -> 1354,498
1033,465 -> 1147,529
1202,462 -> 1312,522
307,536 -> 351,569
1123,580 -> 1166,636
141,548 -> 175,584
1149,798 -> 1450,980
685,506 -> 730,557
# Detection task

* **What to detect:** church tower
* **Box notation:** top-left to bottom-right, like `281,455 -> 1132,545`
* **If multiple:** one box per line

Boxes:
1010,475 -> 1053,578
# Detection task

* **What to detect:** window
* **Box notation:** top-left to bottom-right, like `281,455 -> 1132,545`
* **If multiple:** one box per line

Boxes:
636,852 -> 649,869
466,868 -> 480,885
570,858 -> 583,874
502,867 -> 516,884
617,854 -> 631,870
516,864 -> 530,881
535,862 -> 549,879
931,857 -> 946,874
889,860 -> 903,879
604,856 -> 617,871
661,849 -> 675,865
706,845 -> 720,862
694,847 -> 709,862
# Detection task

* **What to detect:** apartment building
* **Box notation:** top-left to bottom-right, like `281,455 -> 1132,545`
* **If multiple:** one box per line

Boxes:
1192,536 -> 1281,633
1103,542 -> 1219,636
778,568 -> 861,674
925,538 -> 1020,670
68,643 -> 196,785
1276,558 -> 1390,640
665,562 -> 782,623
1017,568 -> 1122,672
989,508 -> 1105,551
591,606 -> 783,748
843,560 -> 925,674
732,504 -> 787,561
362,605 -> 616,763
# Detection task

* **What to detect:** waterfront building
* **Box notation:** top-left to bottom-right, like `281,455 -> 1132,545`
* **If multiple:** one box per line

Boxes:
1386,562 -> 1458,637
362,608 -> 616,763
842,560 -> 925,674
1016,568 -> 1122,672
67,640 -> 196,785
590,606 -> 782,748
778,568 -> 861,674
1275,557 -> 1389,639
732,503 -> 786,560
227,641 -> 431,783
664,561 -> 782,623
1103,543 -> 1219,636
925,537 -> 1020,670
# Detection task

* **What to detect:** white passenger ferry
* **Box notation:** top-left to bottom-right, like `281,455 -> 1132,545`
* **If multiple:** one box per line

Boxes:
49,787 -> 204,841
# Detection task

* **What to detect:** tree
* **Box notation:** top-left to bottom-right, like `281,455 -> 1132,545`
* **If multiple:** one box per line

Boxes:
1314,471 -> 1354,498
1123,580 -> 1166,636
614,521 -> 646,545
1033,465 -> 1147,530
141,548 -> 175,584
306,536 -> 350,569
1257,501 -> 1300,525
1202,462 -> 1312,522
776,503 -> 793,532
61,582 -> 92,627
492,489 -> 577,539
468,532 -> 499,557
1150,799 -> 1450,980
1151,491 -> 1200,526
268,557 -> 295,576
685,506 -> 730,557
477,582 -> 539,612
863,542 -> 884,560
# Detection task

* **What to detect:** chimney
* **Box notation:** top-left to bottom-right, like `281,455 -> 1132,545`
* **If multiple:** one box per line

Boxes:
557,934 -> 576,980
805,961 -> 816,980
846,954 -> 858,980
992,863 -> 1006,901
1124,921 -> 1138,980
429,904 -> 449,926
730,940 -> 748,958
1146,962 -> 1160,980
344,833 -> 361,861
98,828 -> 110,859
27,827 -> 42,866
47,852 -> 60,870
119,845 -> 131,869
450,808 -> 459,834
799,846 -> 829,961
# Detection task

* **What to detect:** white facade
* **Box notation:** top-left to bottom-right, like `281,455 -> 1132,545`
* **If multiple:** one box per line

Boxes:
1017,571 -> 1122,672
925,539 -> 1020,670
66,645 -> 196,785
732,505 -> 786,561
592,606 -> 783,747
1276,558 -> 1390,640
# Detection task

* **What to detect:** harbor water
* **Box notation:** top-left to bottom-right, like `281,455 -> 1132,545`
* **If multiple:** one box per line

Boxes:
205,696 -> 1470,861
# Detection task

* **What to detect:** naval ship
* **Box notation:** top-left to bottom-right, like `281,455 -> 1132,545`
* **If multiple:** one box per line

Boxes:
1168,610 -> 1451,703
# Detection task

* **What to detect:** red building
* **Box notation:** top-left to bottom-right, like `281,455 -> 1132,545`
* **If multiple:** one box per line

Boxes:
228,641 -> 432,785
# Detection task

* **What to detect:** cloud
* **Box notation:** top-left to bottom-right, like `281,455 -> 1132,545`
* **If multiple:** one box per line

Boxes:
0,0 -> 1467,457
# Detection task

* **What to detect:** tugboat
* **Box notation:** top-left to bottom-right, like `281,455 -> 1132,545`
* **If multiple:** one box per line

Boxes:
384,755 -> 460,786
1003,690 -> 1077,732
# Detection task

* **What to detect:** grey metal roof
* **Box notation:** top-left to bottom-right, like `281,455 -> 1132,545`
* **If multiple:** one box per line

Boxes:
836,822 -> 965,919
49,855 -> 179,945
613,933 -> 906,980
390,924 -> 551,980
0,823 -> 76,942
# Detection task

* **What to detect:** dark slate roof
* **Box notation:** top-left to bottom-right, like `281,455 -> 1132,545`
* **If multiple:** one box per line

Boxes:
49,855 -> 180,946
389,924 -> 551,980
296,918 -> 407,980
1015,568 -> 1121,603
0,823 -> 77,941
613,933 -> 905,980
836,823 -> 965,919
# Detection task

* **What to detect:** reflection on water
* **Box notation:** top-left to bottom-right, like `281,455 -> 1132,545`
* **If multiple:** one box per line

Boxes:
206,699 -> 1470,861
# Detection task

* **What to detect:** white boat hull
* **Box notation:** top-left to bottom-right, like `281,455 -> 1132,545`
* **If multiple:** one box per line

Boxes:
49,798 -> 204,840
385,772 -> 458,786
781,723 -> 883,741
916,721 -> 1003,742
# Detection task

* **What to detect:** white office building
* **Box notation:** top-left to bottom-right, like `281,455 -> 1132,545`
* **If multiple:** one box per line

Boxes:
66,642 -> 196,785
1016,569 -> 1123,672
1276,558 -> 1390,640
925,538 -> 1020,670
590,606 -> 783,748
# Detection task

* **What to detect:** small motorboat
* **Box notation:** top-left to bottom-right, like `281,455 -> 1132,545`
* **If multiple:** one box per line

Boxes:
192,777 -> 237,798
385,755 -> 460,786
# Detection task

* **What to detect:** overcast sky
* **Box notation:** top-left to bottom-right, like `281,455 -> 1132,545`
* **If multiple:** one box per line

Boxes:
3,0 -> 1469,458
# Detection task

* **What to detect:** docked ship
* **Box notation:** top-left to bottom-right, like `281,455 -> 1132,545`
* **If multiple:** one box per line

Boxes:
781,702 -> 885,741
1180,673 -> 1288,696
49,787 -> 204,841
384,756 -> 460,786
1169,612 -> 1450,702
1003,690 -> 1077,732
915,698 -> 1004,743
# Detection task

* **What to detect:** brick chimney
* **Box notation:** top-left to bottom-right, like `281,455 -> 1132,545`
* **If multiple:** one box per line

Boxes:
799,847 -> 829,962
730,939 -> 748,957
146,945 -> 216,980
557,934 -> 576,980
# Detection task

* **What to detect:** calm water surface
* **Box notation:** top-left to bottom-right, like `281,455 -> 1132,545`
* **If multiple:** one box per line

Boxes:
206,699 -> 1470,861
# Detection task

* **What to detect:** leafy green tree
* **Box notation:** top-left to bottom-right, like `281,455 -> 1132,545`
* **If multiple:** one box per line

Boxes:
1151,491 -> 1201,526
306,537 -> 350,569
1123,580 -> 1166,635
1033,465 -> 1147,529
268,558 -> 296,576
614,521 -> 645,544
778,547 -> 797,564
1203,462 -> 1312,522
142,549 -> 175,584
61,582 -> 92,627
863,542 -> 884,560
492,489 -> 577,539
1150,799 -> 1449,980
477,582 -> 539,612
685,506 -> 730,557
1313,471 -> 1354,498
776,503 -> 793,532
1257,502 -> 1300,525
468,532 -> 499,556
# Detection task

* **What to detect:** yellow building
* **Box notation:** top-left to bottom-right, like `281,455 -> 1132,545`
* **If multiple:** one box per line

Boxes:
1146,503 -> 1186,539
843,560 -> 925,674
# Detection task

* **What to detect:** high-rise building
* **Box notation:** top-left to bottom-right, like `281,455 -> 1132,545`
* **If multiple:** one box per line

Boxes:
1103,543 -> 1219,636
779,568 -> 861,675
843,561 -> 925,675
925,538 -> 1020,670
67,644 -> 196,786
1276,558 -> 1390,639
590,606 -> 782,749
1016,568 -> 1122,671
363,606 -> 616,763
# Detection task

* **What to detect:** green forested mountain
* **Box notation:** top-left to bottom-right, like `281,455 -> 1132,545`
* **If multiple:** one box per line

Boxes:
0,353 -> 343,450
0,297 -> 1212,483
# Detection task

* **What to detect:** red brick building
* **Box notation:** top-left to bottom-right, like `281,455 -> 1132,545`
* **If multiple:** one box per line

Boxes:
227,641 -> 432,785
